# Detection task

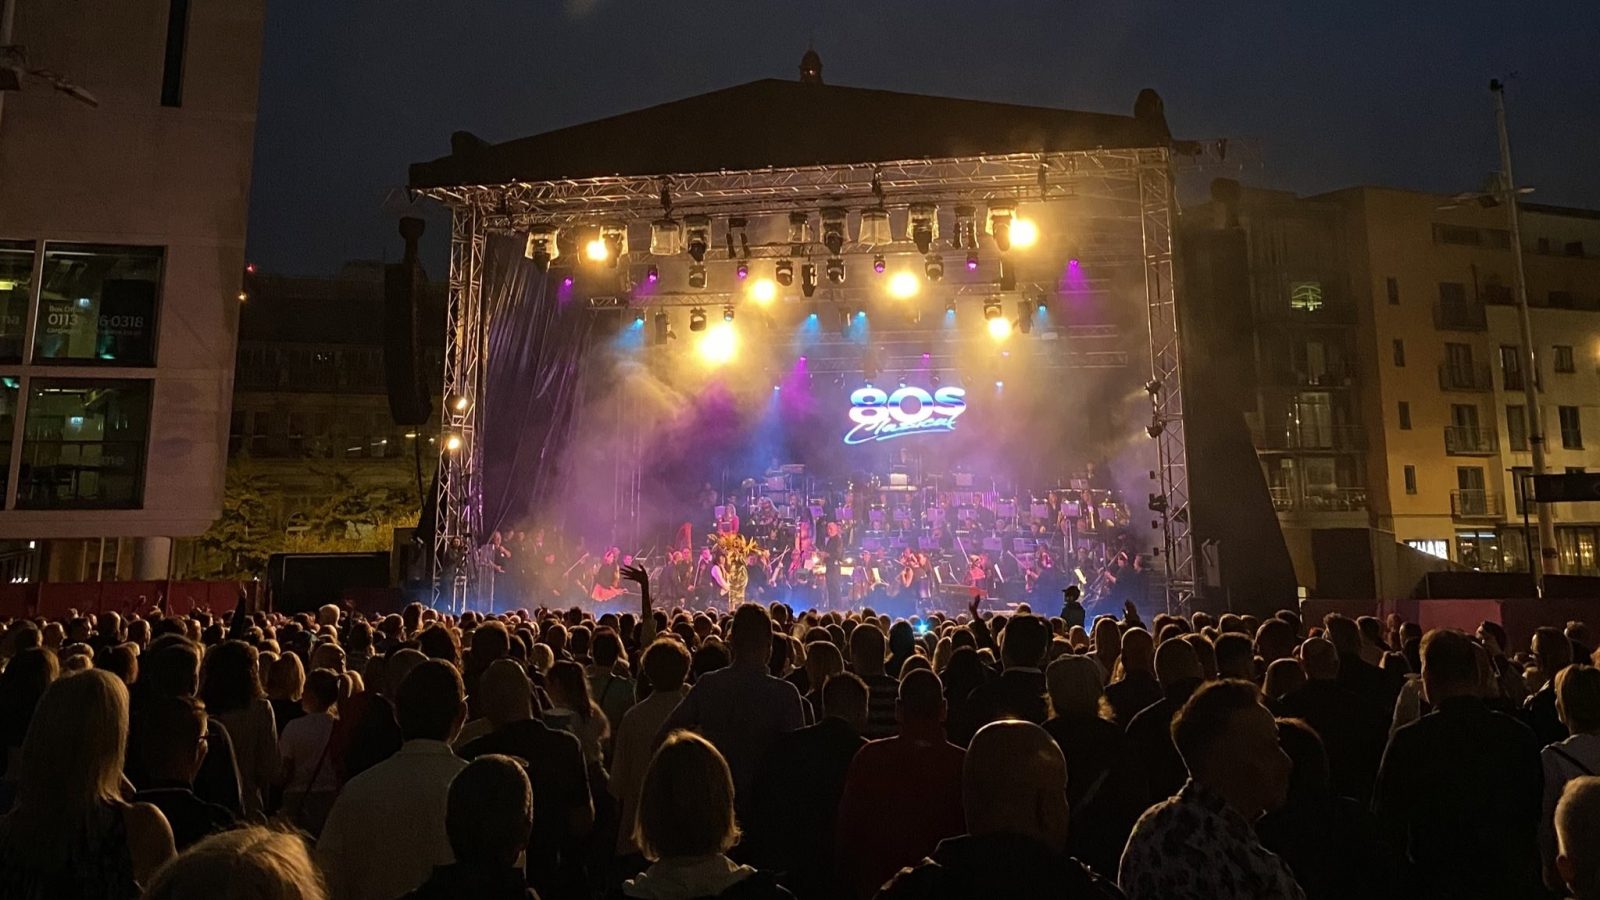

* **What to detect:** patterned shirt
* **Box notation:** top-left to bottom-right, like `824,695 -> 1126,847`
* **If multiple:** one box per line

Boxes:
1119,780 -> 1306,900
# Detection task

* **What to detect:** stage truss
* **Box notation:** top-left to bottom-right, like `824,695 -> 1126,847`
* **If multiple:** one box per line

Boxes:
421,146 -> 1196,613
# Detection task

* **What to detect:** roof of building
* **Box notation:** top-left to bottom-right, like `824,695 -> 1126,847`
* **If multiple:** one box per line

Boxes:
409,75 -> 1170,189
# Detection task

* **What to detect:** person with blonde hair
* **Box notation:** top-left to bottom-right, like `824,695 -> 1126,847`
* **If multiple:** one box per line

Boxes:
1542,664 -> 1600,891
622,730 -> 791,899
144,826 -> 325,900
0,669 -> 176,898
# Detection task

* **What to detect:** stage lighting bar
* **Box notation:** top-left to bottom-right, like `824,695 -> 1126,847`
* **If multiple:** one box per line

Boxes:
988,204 -> 1016,251
966,252 -> 979,272
685,214 -> 711,263
650,217 -> 683,256
646,264 -> 659,283
776,258 -> 794,286
736,261 -> 749,280
688,263 -> 707,290
925,254 -> 944,283
826,257 -> 846,285
801,263 -> 818,298
872,254 -> 886,274
723,304 -> 736,322
525,226 -> 560,270
585,295 -> 626,309
689,307 -> 707,332
907,203 -> 938,255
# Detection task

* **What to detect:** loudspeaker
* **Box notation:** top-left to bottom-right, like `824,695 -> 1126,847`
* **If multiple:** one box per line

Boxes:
384,217 -> 433,426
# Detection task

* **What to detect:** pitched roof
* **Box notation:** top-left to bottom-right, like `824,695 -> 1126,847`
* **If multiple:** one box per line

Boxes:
409,78 -> 1169,189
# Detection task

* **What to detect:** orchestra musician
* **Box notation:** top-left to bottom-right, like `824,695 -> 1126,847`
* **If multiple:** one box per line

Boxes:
967,551 -> 993,593
716,502 -> 741,536
662,549 -> 693,606
821,520 -> 846,610
590,547 -> 624,603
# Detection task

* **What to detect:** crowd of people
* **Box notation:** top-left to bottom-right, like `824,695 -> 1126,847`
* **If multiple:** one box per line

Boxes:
1,572 -> 1600,899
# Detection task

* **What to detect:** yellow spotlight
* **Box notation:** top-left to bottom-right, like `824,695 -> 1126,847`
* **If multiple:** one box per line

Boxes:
584,237 -> 610,263
443,433 -> 464,452
697,321 -> 738,366
987,316 -> 1013,340
1010,217 -> 1039,249
887,271 -> 920,299
749,278 -> 777,305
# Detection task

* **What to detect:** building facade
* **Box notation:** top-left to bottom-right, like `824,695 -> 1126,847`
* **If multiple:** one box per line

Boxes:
1190,183 -> 1600,594
0,0 -> 266,580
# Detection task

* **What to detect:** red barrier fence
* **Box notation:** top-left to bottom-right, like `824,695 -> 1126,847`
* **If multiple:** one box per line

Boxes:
1,581 -> 258,620
1300,597 -> 1599,656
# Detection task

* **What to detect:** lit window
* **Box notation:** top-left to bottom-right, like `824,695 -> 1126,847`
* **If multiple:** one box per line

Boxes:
1290,281 -> 1324,311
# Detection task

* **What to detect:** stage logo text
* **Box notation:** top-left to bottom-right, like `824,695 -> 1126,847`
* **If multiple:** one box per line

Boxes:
844,386 -> 967,446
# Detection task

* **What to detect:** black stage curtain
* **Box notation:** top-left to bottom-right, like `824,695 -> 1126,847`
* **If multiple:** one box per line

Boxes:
479,233 -> 596,543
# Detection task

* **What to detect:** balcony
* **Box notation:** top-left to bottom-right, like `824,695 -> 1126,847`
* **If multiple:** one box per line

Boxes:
1270,486 -> 1368,513
1253,424 -> 1366,452
1451,489 -> 1504,519
1433,298 -> 1488,331
1438,362 -> 1493,392
1444,426 -> 1499,455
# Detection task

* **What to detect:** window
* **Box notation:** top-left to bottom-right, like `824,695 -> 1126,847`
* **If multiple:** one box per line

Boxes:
1403,465 -> 1417,495
1289,281 -> 1324,312
1392,339 -> 1406,367
1483,278 -> 1513,305
1451,403 -> 1482,430
0,240 -> 36,364
1398,401 -> 1412,430
1386,277 -> 1400,305
1561,406 -> 1583,449
1554,345 -> 1576,374
1567,241 -> 1586,258
1500,345 -> 1525,391
160,0 -> 192,107
0,378 -> 16,499
17,379 -> 153,509
1506,405 -> 1528,451
34,244 -> 162,366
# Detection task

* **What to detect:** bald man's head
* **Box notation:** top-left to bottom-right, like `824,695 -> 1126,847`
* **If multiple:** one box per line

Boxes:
1154,638 -> 1202,689
896,668 -> 946,727
964,720 -> 1070,850
1298,638 -> 1340,681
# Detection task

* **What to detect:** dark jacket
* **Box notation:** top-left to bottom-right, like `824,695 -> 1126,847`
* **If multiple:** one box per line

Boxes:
1522,684 -> 1568,748
1279,678 -> 1389,805
1122,678 -> 1201,802
955,669 -> 1047,745
746,716 -> 865,900
133,783 -> 236,852
1103,672 -> 1163,727
1042,714 -> 1148,880
401,863 -> 539,900
875,832 -> 1125,900
1258,790 -> 1392,900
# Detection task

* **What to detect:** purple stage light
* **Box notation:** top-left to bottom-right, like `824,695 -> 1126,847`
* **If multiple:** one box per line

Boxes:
562,275 -> 574,288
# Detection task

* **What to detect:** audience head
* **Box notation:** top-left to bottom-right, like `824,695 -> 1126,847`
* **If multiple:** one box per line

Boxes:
143,826 -> 326,900
635,731 -> 740,861
199,640 -> 262,715
895,668 -> 946,729
1153,638 -> 1202,690
1558,664 -> 1600,736
301,668 -> 340,715
1171,679 -> 1290,820
1322,615 -> 1362,658
1275,716 -> 1332,801
821,672 -> 869,733
395,659 -> 467,743
1213,632 -> 1255,681
849,621 -> 887,677
1534,626 -> 1576,684
964,720 -> 1070,850
1118,628 -> 1155,677
641,639 -> 691,694
1420,629 -> 1479,705
446,755 -> 533,867
1558,776 -> 1600,900
1254,618 -> 1297,663
1298,638 -> 1340,681
1000,615 -> 1050,670
729,604 -> 774,668
136,693 -> 208,785
265,653 -> 305,701
1046,655 -> 1106,720
1263,658 -> 1307,701
383,648 -> 427,697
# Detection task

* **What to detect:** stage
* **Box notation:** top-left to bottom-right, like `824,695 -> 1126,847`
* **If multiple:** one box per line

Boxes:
409,73 -> 1210,616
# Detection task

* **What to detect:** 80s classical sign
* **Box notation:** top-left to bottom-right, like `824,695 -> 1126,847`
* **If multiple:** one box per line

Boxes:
844,385 -> 968,445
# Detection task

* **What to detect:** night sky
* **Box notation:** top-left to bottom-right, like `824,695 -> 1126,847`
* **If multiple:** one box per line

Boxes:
245,1 -> 1600,277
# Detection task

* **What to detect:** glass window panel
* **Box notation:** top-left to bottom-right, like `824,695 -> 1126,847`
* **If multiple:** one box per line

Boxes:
35,243 -> 162,366
17,379 -> 152,509
0,241 -> 35,362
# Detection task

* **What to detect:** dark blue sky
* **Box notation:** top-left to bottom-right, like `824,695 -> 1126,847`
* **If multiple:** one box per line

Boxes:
246,1 -> 1600,276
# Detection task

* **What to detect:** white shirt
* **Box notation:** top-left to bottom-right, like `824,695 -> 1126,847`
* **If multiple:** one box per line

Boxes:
609,687 -> 688,853
278,710 -> 338,793
315,739 -> 467,900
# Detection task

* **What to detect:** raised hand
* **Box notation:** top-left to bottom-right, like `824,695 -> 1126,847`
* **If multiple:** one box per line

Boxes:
620,564 -> 650,588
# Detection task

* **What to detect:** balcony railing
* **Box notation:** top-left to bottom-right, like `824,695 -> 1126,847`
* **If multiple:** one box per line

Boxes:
1451,489 -> 1504,519
1438,362 -> 1493,392
1271,486 -> 1368,513
1433,299 -> 1488,331
1444,426 -> 1499,455
1254,424 -> 1366,451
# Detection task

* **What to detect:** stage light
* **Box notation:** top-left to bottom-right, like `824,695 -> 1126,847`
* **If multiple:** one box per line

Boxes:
446,393 -> 470,414
599,222 -> 628,267
585,237 -> 609,263
966,252 -> 979,272
859,208 -> 892,246
650,218 -> 682,255
954,205 -> 980,249
826,257 -> 846,285
723,304 -> 736,323
788,211 -> 811,246
634,312 -> 646,326
646,264 -> 659,283
734,262 -> 747,280
907,203 -> 939,255
653,312 -> 670,345
873,254 -> 886,274
561,274 -> 574,288
946,300 -> 957,314
685,215 -> 711,263
525,226 -> 560,270
689,307 -> 707,332
236,291 -> 247,302
1146,422 -> 1166,439
443,432 -> 464,453
888,271 -> 920,299
776,258 -> 794,286
999,257 -> 1016,292
801,263 -> 818,298
988,316 -> 1013,340
1017,300 -> 1033,334
924,254 -> 944,282
1037,297 -> 1049,313
821,207 -> 849,257
727,217 -> 750,259
988,204 -> 1016,251
688,263 -> 707,289
697,321 -> 738,366
1145,379 -> 1163,396
749,278 -> 777,305
1010,217 -> 1039,249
